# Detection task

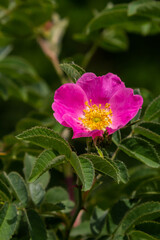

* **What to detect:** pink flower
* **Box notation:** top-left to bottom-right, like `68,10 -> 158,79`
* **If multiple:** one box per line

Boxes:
52,73 -> 143,139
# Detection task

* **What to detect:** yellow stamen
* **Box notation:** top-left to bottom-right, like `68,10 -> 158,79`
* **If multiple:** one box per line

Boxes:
79,99 -> 112,131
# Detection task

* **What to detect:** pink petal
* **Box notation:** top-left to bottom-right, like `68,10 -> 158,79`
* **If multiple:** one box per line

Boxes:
76,72 -> 125,106
109,88 -> 143,133
52,83 -> 87,126
63,114 -> 103,139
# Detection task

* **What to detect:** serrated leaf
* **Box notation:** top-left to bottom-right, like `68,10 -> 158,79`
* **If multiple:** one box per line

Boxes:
119,137 -> 160,168
60,63 -> 85,82
70,153 -> 95,191
107,199 -> 134,235
113,202 -> 160,238
82,154 -> 120,183
29,150 -> 65,182
143,95 -> 160,121
26,210 -> 47,240
16,127 -> 71,158
135,177 -> 160,196
0,203 -> 17,240
24,154 -> 50,189
5,172 -> 28,207
128,0 -> 160,19
0,179 -> 11,201
114,160 -> 129,184
136,221 -> 160,238
134,122 -> 160,144
128,230 -> 159,240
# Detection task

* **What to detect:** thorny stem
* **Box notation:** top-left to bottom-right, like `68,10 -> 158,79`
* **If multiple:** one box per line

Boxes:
65,179 -> 83,240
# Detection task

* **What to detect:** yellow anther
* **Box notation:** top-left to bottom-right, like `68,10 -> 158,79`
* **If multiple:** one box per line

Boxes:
79,99 -> 112,131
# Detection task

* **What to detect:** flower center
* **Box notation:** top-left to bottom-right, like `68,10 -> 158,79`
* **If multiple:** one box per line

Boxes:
79,100 -> 112,131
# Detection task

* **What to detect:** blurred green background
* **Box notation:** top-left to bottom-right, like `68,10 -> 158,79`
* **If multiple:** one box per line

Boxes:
0,0 -> 160,138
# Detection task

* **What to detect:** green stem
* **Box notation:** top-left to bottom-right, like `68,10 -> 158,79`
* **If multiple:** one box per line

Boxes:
82,42 -> 98,68
111,148 -> 119,161
65,179 -> 83,240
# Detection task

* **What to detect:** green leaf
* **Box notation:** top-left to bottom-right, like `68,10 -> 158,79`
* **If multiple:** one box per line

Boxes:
16,127 -> 71,158
143,95 -> 160,121
0,56 -> 39,82
131,89 -> 142,126
135,177 -> 160,196
114,160 -> 129,184
24,154 -> 50,189
29,150 -> 65,183
70,153 -> 95,191
119,137 -> 160,168
112,130 -> 121,145
60,62 -> 85,82
47,230 -> 58,240
136,221 -> 160,238
44,187 -> 69,204
134,122 -> 160,144
70,221 -> 91,237
128,0 -> 160,19
5,172 -> 28,207
113,202 -> 160,238
82,154 -> 127,183
44,187 -> 74,213
0,203 -> 17,240
41,202 -> 65,212
26,210 -> 47,240
0,179 -> 11,201
128,230 -> 159,240
29,182 -> 45,206
90,207 -> 108,236
100,28 -> 129,52
86,5 -> 128,33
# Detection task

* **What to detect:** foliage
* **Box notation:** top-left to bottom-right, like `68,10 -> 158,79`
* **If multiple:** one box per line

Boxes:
0,0 -> 160,240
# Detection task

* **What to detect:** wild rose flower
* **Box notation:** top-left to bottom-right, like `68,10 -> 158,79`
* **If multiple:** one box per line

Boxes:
52,73 -> 143,139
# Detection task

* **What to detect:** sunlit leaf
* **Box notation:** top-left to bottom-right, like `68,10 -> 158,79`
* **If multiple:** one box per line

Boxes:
119,137 -> 160,168
29,150 -> 65,182
70,153 -> 95,191
60,62 -> 85,82
16,127 -> 71,158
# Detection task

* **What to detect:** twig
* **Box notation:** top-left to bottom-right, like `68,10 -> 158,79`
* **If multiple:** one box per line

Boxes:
37,37 -> 67,84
